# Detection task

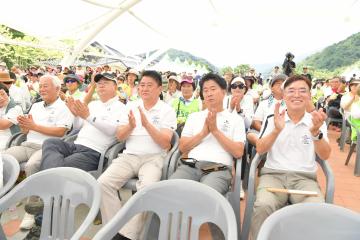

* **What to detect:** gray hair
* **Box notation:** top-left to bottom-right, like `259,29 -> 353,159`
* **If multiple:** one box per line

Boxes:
40,74 -> 62,88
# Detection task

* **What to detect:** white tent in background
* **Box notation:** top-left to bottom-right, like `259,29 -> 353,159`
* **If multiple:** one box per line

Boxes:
149,54 -> 173,72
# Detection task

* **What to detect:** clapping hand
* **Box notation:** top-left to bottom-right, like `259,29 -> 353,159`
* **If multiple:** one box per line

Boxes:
274,102 -> 286,133
17,114 -> 37,131
128,110 -> 136,129
138,107 -> 149,128
309,108 -> 327,136
206,111 -> 218,133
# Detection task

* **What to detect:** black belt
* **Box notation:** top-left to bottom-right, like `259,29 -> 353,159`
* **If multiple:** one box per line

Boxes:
180,158 -> 198,168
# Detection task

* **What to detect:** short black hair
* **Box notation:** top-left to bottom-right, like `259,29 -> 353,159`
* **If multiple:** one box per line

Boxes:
283,75 -> 311,90
200,73 -> 227,95
0,83 -> 9,96
140,70 -> 162,86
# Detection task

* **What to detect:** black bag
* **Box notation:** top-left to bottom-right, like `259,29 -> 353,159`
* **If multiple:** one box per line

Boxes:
175,98 -> 185,136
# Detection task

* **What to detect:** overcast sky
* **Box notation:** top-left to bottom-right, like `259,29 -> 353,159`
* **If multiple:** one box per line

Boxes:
1,0 -> 360,68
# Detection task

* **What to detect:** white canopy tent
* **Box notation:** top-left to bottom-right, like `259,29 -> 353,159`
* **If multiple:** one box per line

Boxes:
1,0 -> 360,69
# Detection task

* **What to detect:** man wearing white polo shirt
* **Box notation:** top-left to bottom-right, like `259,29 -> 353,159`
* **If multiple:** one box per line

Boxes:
5,74 -> 73,229
170,73 -> 245,194
250,75 -> 331,239
40,72 -> 126,171
98,70 -> 176,240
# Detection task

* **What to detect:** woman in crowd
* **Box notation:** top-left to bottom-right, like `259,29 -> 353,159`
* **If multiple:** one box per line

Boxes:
341,78 -> 360,120
60,74 -> 85,101
164,75 -> 181,104
126,68 -> 139,101
224,76 -> 254,129
171,76 -> 201,135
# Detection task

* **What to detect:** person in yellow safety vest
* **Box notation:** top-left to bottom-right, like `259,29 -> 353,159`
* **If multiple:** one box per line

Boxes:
171,76 -> 202,135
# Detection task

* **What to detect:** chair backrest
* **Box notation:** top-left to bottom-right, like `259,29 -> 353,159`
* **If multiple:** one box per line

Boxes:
242,153 -> 335,240
93,179 -> 237,240
0,154 -> 20,198
0,167 -> 101,240
257,203 -> 360,240
5,132 -> 27,149
167,148 -> 242,239
161,131 -> 179,180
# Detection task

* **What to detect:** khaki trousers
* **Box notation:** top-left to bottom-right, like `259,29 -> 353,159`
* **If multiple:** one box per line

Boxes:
98,152 -> 166,240
250,167 -> 324,240
5,141 -> 42,176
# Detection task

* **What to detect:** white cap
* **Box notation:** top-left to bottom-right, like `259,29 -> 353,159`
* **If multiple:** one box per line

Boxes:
168,75 -> 180,83
231,77 -> 245,85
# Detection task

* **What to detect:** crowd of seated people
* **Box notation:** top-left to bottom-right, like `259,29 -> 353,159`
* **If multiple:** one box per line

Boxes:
0,61 -> 353,240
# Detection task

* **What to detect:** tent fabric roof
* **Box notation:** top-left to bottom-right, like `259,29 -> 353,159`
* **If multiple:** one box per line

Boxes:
1,0 -> 360,67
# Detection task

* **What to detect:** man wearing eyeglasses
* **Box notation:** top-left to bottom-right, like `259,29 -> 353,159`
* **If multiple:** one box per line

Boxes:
250,75 -> 331,239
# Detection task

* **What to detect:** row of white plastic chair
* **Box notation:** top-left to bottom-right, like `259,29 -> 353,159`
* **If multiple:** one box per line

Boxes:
1,154 -> 360,239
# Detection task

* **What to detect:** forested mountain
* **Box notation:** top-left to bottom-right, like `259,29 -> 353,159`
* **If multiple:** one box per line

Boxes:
302,32 -> 360,71
138,48 -> 218,72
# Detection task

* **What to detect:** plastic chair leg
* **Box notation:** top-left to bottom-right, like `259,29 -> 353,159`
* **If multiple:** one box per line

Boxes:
345,143 -> 356,165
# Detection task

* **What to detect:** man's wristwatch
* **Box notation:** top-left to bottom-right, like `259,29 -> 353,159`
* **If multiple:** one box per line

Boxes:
311,131 -> 323,141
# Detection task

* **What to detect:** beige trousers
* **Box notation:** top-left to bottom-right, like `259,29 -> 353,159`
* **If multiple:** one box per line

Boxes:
98,152 -> 166,240
250,167 -> 324,240
5,141 -> 42,176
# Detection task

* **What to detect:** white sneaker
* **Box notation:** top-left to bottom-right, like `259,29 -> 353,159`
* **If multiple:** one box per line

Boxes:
20,213 -> 35,230
240,189 -> 245,200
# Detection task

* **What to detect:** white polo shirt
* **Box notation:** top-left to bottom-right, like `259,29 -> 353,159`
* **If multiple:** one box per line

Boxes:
259,112 -> 329,173
122,99 -> 177,155
0,103 -> 23,150
0,154 -> 3,188
26,98 -> 73,145
74,97 -> 126,153
182,109 -> 246,166
253,96 -> 286,122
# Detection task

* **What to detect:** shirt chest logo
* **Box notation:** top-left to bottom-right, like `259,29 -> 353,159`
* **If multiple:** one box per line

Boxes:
221,120 -> 230,133
152,115 -> 160,126
301,134 -> 311,145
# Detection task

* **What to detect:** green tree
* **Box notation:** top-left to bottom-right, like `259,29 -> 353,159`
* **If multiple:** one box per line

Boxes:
220,66 -> 233,75
234,64 -> 250,76
0,25 -> 63,69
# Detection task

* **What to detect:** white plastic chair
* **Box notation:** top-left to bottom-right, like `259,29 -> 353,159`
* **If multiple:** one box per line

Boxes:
257,203 -> 360,240
0,154 -> 20,198
93,179 -> 238,240
0,154 -> 20,240
0,167 -> 101,240
242,153 -> 335,240
167,148 -> 242,240
62,133 -> 126,179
